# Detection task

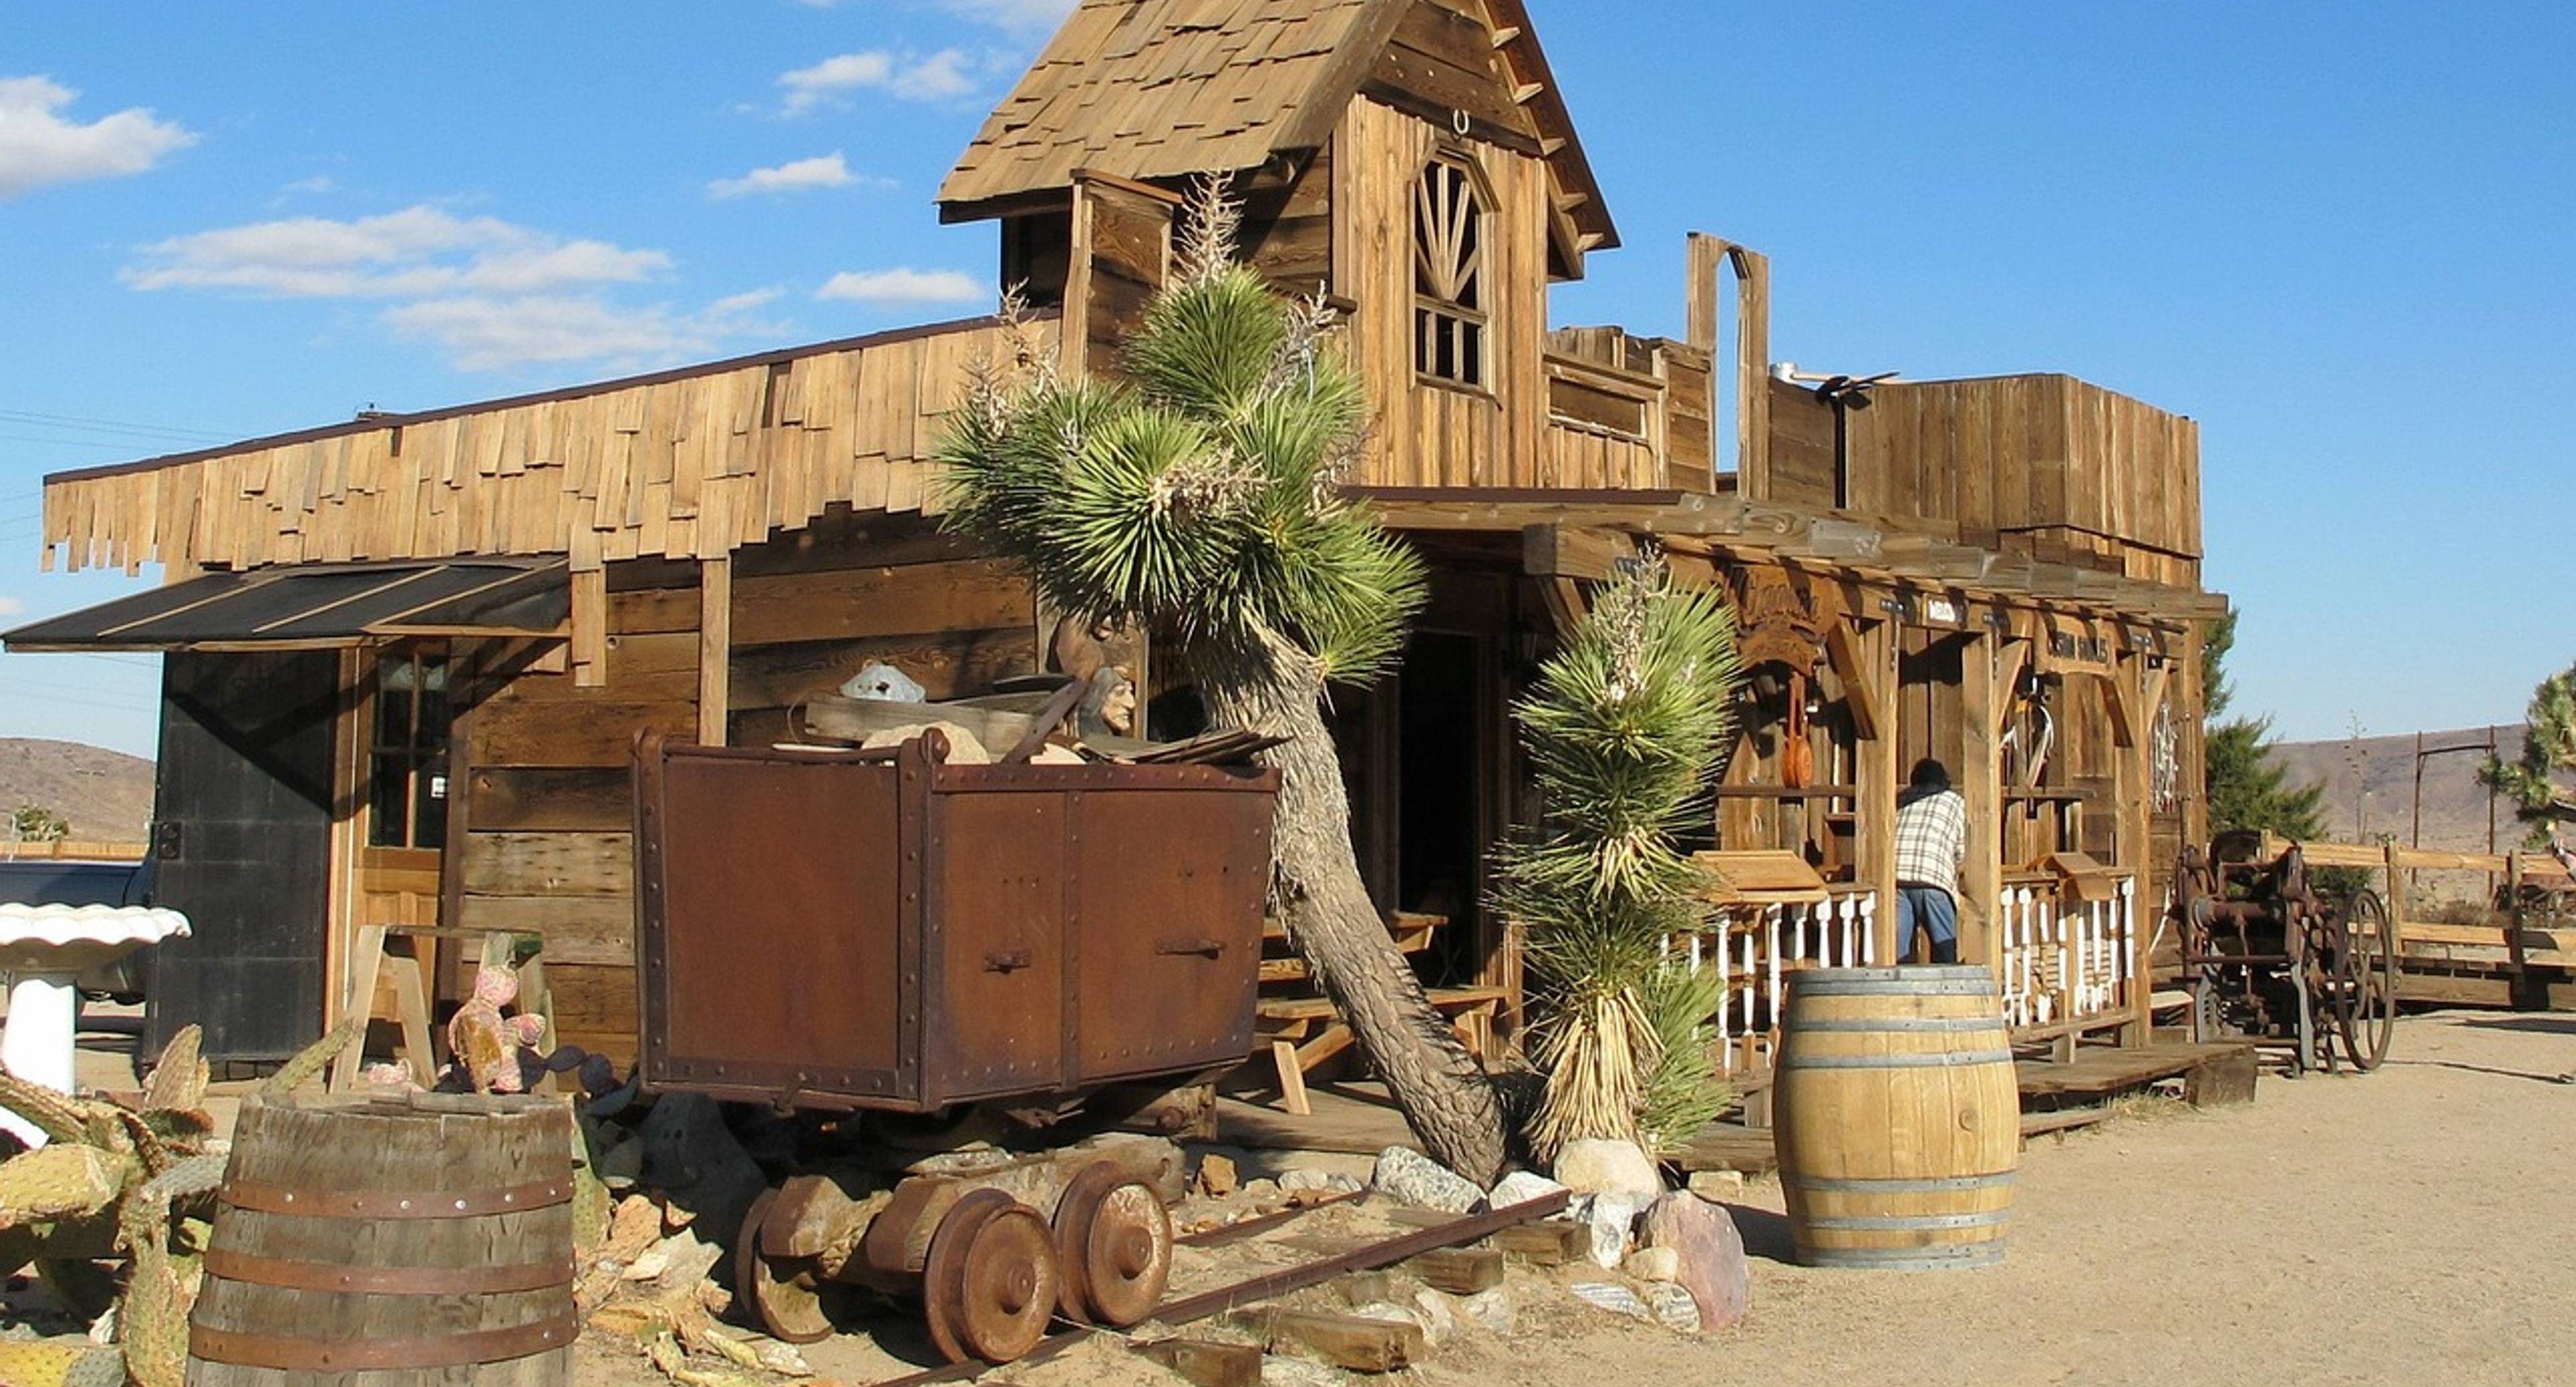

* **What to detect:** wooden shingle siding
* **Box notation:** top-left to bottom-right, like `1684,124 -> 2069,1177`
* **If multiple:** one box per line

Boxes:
40,319 -> 1044,577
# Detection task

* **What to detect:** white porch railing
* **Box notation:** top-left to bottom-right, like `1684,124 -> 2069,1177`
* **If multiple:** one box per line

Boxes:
1672,886 -> 1878,1073
1997,873 -> 2137,1032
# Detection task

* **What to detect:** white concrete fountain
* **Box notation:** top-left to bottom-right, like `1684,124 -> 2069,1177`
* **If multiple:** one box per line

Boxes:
0,902 -> 190,1146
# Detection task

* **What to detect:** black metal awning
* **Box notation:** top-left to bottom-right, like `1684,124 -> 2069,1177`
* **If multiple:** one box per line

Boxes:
2,559 -> 570,652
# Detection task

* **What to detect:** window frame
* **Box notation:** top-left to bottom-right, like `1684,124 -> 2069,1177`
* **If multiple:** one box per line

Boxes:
1413,153 -> 1494,390
364,643 -> 454,852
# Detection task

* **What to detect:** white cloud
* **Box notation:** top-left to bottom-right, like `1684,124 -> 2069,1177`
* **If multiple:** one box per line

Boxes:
777,49 -> 979,113
0,76 -> 196,199
0,596 -> 24,618
930,0 -> 1076,36
708,152 -> 866,199
278,174 -> 335,196
122,205 -> 667,299
384,291 -> 783,372
816,268 -> 989,307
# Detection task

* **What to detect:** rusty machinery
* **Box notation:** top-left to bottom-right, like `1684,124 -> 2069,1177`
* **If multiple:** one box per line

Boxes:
2173,829 -> 2399,1074
633,726 -> 1279,1364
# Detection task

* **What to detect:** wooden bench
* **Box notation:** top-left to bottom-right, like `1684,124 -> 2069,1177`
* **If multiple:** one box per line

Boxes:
1256,985 -> 1512,1117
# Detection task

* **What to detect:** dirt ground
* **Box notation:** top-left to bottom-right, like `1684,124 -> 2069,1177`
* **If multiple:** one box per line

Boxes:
571,1009 -> 2576,1387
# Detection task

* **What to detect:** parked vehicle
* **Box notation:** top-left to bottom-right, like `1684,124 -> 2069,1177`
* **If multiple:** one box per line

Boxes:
0,852 -> 158,1003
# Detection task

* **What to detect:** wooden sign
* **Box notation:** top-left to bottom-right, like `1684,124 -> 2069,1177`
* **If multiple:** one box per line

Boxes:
1732,566 -> 1825,674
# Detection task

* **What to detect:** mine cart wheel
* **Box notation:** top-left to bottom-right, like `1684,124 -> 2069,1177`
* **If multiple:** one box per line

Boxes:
922,1188 -> 1063,1366
2339,888 -> 2399,1072
736,1188 -> 841,1345
1051,1161 -> 1175,1328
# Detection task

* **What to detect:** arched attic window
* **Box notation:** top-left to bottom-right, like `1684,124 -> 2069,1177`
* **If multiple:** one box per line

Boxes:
1415,156 -> 1489,388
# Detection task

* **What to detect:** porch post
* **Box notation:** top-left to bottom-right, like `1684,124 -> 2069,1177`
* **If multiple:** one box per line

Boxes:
1855,616 -> 1902,965
1957,624 -> 2002,970
2116,650 -> 2156,1046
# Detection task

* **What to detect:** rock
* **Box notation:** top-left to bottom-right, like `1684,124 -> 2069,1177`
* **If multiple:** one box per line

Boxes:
1370,1147 -> 1485,1214
604,1195 -> 663,1264
1198,1154 -> 1240,1198
1552,1139 -> 1663,1201
1240,1178 -> 1283,1207
1568,1282 -> 1652,1322
1409,1289 -> 1458,1347
638,1094 -> 767,1239
621,1247 -> 672,1282
1460,1287 -> 1516,1337
652,1229 -> 728,1298
1278,1167 -> 1335,1193
1570,1191 -> 1648,1268
1686,1169 -> 1744,1202
1640,1280 -> 1703,1333
1326,1173 -> 1364,1194
1638,1192 -> 1752,1333
1261,1355 -> 1348,1387
1487,1170 -> 1567,1209
1623,1246 -> 1681,1282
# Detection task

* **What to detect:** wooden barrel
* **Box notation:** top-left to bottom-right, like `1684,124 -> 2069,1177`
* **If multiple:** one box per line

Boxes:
1771,965 -> 2019,1270
188,1093 -> 576,1385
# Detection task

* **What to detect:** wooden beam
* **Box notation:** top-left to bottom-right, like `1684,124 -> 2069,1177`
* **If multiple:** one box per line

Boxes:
1959,628 -> 2002,967
1540,578 -> 1586,636
1994,639 -> 2033,740
697,555 -> 731,746
570,566 -> 607,689
1854,621 -> 1900,964
1513,82 -> 1546,105
1489,24 -> 1524,46
1522,523 -> 1635,581
1824,622 -> 1884,742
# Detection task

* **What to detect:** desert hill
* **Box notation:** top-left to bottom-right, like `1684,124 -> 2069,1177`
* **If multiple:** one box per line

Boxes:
0,737 -> 155,842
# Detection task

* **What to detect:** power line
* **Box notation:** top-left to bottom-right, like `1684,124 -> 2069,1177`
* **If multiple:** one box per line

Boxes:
0,433 -> 156,451
0,408 -> 233,443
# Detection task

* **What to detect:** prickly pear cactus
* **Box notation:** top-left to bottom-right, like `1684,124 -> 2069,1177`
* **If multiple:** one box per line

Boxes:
138,1025 -> 208,1115
0,1143 -> 136,1227
258,1017 -> 364,1099
0,1069 -> 93,1147
0,1337 -> 124,1387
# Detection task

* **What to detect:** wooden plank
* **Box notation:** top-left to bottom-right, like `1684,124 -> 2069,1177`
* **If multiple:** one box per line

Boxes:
697,556 -> 731,745
457,893 -> 636,966
467,766 -> 631,832
473,698 -> 694,769
1246,1309 -> 1425,1374
459,832 -> 633,897
1403,1246 -> 1503,1294
729,557 -> 1032,649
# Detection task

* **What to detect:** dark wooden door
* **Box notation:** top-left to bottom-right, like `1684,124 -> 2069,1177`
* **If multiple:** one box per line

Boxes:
145,651 -> 337,1064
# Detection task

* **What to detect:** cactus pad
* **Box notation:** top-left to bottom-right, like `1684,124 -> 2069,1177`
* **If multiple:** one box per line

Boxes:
259,1017 -> 364,1099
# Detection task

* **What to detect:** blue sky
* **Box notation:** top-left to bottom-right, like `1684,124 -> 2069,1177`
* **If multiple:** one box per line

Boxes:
3,1 -> 2570,759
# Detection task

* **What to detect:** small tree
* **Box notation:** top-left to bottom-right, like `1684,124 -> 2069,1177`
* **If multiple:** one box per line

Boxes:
1491,560 -> 1738,1158
10,803 -> 71,844
936,184 -> 1508,1180
2481,662 -> 2576,847
2201,611 -> 2327,839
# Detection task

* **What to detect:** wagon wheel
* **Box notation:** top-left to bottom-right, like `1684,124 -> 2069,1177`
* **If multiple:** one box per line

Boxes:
922,1188 -> 1062,1366
1051,1162 -> 1175,1328
736,1188 -> 841,1345
2339,888 -> 2398,1072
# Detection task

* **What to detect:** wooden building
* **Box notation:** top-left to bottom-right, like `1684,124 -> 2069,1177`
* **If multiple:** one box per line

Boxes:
9,0 -> 2220,1081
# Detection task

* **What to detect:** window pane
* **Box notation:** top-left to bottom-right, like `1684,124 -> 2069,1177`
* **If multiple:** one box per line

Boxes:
416,655 -> 451,753
368,753 -> 411,847
415,753 -> 449,851
375,656 -> 414,751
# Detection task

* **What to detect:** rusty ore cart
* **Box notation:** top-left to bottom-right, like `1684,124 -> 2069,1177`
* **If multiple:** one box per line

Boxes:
633,728 -> 1279,1363
2174,830 -> 2400,1075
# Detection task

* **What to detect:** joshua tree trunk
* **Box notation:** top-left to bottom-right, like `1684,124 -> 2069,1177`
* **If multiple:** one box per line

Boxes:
1208,651 -> 1508,1186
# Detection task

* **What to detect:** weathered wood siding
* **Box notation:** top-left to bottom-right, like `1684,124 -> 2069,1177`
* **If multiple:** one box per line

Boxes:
42,319 -> 1043,576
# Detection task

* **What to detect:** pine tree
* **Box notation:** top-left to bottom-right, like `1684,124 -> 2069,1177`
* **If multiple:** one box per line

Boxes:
936,182 -> 1508,1180
2479,662 -> 2576,846
1491,559 -> 1739,1158
2201,611 -> 2328,839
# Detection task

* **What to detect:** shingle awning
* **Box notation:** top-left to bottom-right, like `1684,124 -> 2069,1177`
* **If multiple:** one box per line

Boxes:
2,559 -> 569,652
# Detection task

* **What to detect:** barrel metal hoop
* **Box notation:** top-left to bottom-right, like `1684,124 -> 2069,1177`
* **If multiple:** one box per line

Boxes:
1798,1210 -> 2012,1231
1789,979 -> 1998,997
1788,1172 -> 2018,1195
203,1247 -> 576,1296
1784,1015 -> 2005,1034
190,1313 -> 576,1372
219,1176 -> 572,1219
1775,1048 -> 2017,1069
1800,1241 -> 2008,1270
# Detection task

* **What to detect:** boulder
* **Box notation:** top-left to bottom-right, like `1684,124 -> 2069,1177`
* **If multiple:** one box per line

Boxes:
1371,1147 -> 1485,1215
1487,1170 -> 1568,1209
1638,1192 -> 1751,1333
1570,1190 -> 1648,1268
1640,1281 -> 1703,1333
1461,1287 -> 1516,1337
1623,1246 -> 1681,1282
1552,1140 -> 1663,1201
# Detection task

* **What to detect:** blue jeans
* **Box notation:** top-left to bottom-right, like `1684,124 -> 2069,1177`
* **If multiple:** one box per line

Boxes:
1897,885 -> 1958,964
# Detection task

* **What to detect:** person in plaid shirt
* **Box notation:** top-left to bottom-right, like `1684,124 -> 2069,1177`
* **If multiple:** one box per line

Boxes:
1893,759 -> 1967,964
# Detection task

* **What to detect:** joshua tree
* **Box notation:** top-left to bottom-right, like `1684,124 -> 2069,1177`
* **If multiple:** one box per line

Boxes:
936,182 -> 1507,1181
1492,559 -> 1739,1158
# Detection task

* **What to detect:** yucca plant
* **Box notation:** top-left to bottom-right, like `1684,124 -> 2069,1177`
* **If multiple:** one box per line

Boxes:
936,180 -> 1507,1182
1493,559 -> 1739,1158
